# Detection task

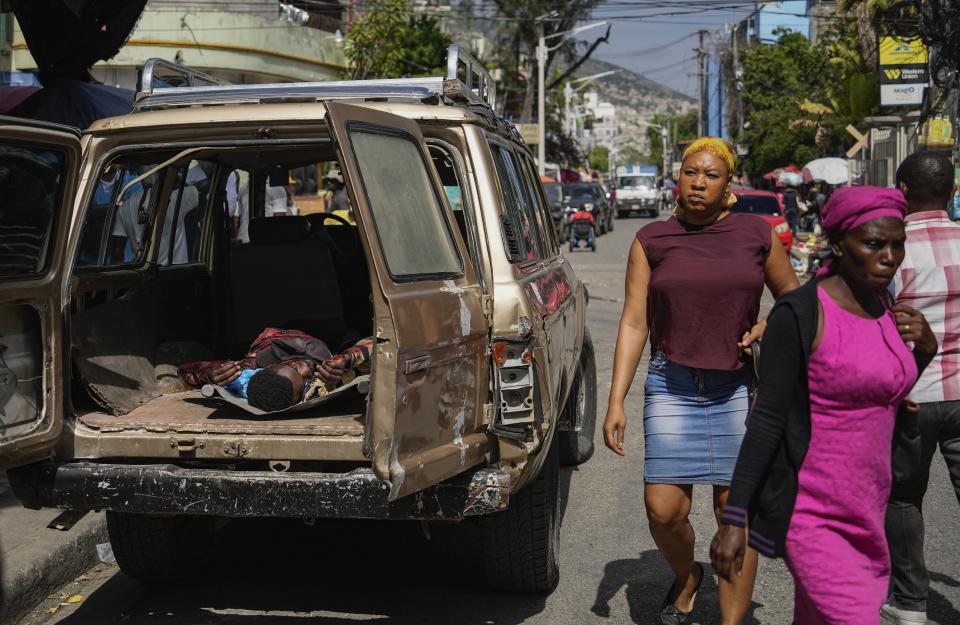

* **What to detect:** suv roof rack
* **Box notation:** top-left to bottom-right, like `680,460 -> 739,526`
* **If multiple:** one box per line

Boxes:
138,58 -> 225,92
133,44 -> 497,113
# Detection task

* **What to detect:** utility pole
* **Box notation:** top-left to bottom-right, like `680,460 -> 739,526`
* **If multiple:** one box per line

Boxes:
661,126 -> 670,178
732,21 -> 746,140
534,20 -> 609,175
697,29 -> 708,137
537,24 -> 547,175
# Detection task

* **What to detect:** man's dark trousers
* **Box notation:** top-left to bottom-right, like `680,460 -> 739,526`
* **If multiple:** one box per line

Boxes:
886,400 -> 960,611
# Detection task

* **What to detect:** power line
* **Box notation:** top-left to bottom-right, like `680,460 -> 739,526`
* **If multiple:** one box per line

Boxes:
632,56 -> 696,76
594,33 -> 695,58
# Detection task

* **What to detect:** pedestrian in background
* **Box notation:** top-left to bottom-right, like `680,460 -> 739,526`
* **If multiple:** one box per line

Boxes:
883,151 -> 960,625
603,137 -> 799,625
712,187 -> 938,625
782,184 -> 800,236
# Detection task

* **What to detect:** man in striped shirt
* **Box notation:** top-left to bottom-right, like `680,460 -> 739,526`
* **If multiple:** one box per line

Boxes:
884,151 -> 960,625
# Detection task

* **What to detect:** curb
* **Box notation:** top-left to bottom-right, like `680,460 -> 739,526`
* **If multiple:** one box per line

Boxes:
0,512 -> 107,625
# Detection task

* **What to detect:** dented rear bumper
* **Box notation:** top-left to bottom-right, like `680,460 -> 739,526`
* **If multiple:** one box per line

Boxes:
9,461 -> 511,521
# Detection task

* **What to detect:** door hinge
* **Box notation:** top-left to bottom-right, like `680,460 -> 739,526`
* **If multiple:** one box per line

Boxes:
481,294 -> 494,321
482,402 -> 494,425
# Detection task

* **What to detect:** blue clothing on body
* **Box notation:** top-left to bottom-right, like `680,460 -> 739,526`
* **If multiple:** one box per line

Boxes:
223,368 -> 262,398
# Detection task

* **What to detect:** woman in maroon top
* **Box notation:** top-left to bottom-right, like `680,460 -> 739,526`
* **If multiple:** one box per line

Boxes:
603,138 -> 799,625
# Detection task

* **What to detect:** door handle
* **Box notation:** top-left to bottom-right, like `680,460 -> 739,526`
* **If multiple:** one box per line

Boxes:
404,355 -> 431,374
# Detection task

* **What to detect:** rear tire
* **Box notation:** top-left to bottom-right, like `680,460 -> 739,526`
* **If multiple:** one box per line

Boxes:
559,328 -> 597,465
107,512 -> 215,582
480,436 -> 560,593
607,216 -> 614,232
617,210 -> 628,219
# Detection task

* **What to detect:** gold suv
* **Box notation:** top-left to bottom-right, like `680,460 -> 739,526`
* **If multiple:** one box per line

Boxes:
0,46 -> 596,592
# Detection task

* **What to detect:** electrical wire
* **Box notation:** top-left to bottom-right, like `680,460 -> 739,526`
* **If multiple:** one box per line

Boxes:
594,33 -> 695,58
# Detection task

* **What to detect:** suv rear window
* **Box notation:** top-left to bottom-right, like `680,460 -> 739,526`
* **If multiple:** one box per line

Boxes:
0,142 -> 67,279
348,128 -> 461,280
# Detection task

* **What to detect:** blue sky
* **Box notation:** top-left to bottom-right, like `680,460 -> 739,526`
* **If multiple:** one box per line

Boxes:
580,1 -> 758,97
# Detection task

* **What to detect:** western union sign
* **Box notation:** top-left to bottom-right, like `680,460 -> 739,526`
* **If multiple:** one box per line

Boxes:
879,36 -> 928,107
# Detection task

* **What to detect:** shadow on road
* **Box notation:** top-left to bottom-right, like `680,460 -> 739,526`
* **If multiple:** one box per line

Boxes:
930,570 -> 960,588
56,518 -> 550,624
48,467 -> 584,625
929,570 -> 960,625
591,550 -> 763,625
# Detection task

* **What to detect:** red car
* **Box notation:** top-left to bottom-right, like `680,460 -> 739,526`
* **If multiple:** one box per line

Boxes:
730,189 -> 793,251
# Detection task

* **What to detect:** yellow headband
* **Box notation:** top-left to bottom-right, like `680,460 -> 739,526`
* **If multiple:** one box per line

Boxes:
682,137 -> 736,174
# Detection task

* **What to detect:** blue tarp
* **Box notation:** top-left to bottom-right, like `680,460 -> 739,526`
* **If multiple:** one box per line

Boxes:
10,79 -> 134,130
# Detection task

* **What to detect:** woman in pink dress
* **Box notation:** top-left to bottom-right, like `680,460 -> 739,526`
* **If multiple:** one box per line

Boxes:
710,187 -> 938,624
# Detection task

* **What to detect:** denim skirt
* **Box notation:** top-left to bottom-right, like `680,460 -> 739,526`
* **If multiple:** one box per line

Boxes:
642,351 -> 751,485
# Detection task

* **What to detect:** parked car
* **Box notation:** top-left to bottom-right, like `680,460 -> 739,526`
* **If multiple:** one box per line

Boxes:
731,188 -> 793,251
563,182 -> 613,235
542,180 -> 566,242
0,47 -> 597,593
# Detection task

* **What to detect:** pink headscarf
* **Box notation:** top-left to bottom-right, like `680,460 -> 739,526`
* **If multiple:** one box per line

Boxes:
816,186 -> 906,276
821,186 -> 906,234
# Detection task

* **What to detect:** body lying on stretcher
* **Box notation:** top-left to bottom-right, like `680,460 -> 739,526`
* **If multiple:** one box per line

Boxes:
178,327 -> 374,413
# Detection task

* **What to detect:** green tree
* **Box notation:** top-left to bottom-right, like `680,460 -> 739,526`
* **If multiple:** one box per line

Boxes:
616,146 -> 646,167
736,29 -> 842,173
646,109 -> 698,173
345,0 -> 451,80
588,145 -> 609,172
545,88 -> 583,167
486,0 -> 603,119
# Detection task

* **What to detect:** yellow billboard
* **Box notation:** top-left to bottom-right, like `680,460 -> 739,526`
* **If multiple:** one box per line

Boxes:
879,37 -> 928,66
879,36 -> 928,107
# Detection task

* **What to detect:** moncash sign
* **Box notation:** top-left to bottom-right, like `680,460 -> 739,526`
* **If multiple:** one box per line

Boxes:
879,36 -> 928,107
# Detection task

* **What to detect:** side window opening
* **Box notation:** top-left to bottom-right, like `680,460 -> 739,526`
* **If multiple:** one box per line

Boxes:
517,152 -> 558,256
490,143 -> 543,264
428,141 -> 484,288
101,167 -> 160,266
77,156 -> 214,268
158,160 -> 211,266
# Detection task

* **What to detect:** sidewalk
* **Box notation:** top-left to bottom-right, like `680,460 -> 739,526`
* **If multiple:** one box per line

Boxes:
0,475 -> 106,625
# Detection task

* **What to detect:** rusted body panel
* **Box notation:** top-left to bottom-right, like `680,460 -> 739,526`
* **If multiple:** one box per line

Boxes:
324,102 -> 491,499
459,126 -> 583,487
0,121 -> 81,470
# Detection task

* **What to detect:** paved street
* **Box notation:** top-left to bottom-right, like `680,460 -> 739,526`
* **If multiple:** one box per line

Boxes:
17,216 -> 960,625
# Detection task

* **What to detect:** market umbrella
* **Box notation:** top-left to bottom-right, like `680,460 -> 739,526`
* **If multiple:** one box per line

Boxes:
802,158 -> 849,185
9,79 -> 133,130
762,165 -> 801,179
8,0 -> 147,83
779,171 -> 803,187
0,85 -> 40,114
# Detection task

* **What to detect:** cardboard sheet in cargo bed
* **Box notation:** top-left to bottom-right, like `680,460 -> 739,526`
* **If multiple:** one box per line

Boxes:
200,374 -> 370,416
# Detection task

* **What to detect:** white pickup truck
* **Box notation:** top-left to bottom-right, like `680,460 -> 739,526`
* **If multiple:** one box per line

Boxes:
616,166 -> 659,218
